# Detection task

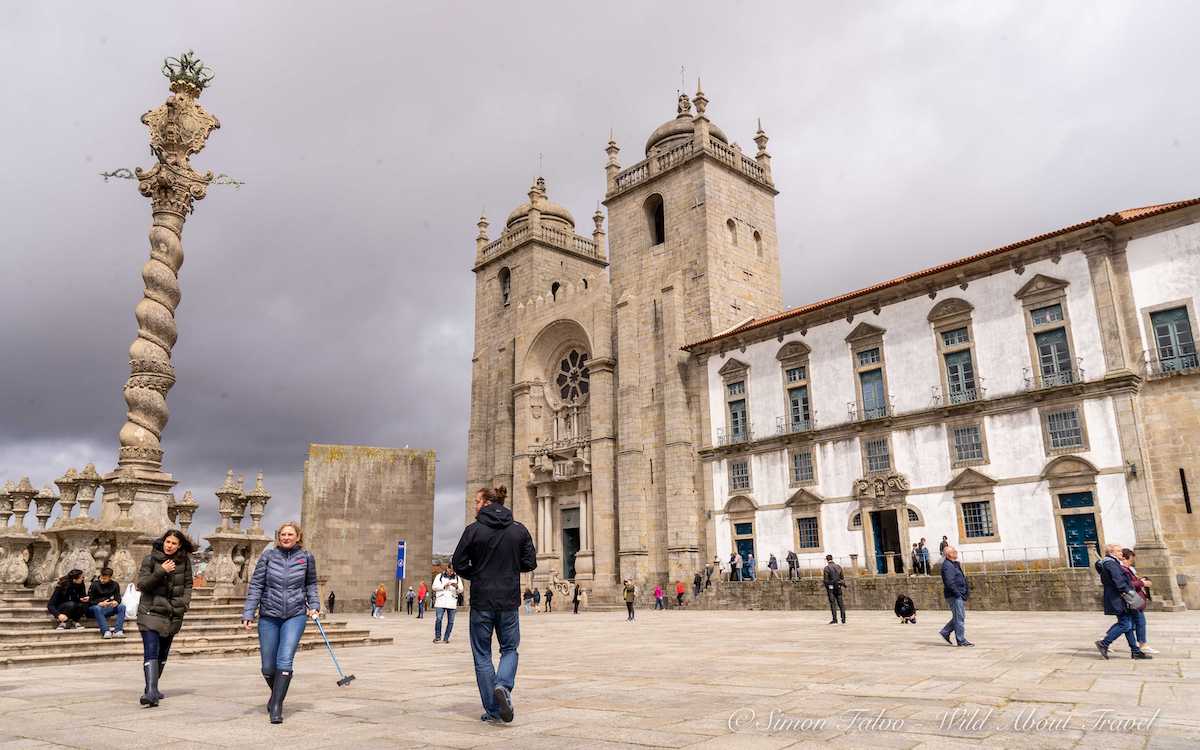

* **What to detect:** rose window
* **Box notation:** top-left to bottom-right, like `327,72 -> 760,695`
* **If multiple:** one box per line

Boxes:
556,349 -> 590,402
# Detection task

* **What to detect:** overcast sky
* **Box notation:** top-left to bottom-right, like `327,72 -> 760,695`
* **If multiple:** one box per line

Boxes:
2,2 -> 1197,553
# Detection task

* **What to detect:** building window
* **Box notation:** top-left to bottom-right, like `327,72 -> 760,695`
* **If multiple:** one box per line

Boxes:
847,323 -> 889,422
1045,407 -> 1084,450
796,517 -> 820,550
907,507 -> 921,524
498,267 -> 511,306
1150,306 -> 1198,372
961,500 -> 995,539
551,281 -> 561,300
864,436 -> 891,474
929,299 -> 981,405
1016,274 -> 1077,389
777,341 -> 814,434
952,424 -> 984,463
850,512 -> 862,529
719,359 -> 752,445
729,459 -> 751,492
753,230 -> 763,258
726,218 -> 737,246
785,366 -> 806,383
645,194 -> 665,245
787,386 -> 811,432
790,448 -> 815,484
556,349 -> 590,403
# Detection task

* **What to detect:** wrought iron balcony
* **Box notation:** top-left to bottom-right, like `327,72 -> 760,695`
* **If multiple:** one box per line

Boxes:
847,398 -> 893,423
931,379 -> 987,407
1024,360 -> 1084,390
1142,349 -> 1199,378
776,414 -> 817,435
716,424 -> 755,447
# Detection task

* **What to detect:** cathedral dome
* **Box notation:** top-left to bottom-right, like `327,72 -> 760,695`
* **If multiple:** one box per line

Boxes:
644,93 -> 727,156
505,177 -> 575,229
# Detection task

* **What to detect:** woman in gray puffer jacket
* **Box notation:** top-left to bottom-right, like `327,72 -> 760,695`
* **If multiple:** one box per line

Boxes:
242,521 -> 320,724
137,529 -> 195,707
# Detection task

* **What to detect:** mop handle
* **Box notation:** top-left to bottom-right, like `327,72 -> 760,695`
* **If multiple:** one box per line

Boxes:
312,615 -> 346,678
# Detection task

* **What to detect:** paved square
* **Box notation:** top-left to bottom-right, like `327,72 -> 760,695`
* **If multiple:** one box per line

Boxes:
0,608 -> 1197,748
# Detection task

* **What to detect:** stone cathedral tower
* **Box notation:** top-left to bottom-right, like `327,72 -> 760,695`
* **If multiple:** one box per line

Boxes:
466,85 -> 782,599
604,85 -> 783,585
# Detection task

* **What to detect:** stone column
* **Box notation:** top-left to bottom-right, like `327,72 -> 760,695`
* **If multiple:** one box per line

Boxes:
0,479 -> 36,586
242,474 -> 273,585
584,354 -> 617,592
661,277 -> 702,582
614,297 -> 648,583
103,52 -> 220,537
206,471 -> 246,597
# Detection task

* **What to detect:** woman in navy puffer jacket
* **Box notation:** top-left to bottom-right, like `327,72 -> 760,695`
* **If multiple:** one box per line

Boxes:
242,521 -> 320,724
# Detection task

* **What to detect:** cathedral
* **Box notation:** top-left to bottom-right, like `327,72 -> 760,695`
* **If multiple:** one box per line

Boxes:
465,85 -> 1200,608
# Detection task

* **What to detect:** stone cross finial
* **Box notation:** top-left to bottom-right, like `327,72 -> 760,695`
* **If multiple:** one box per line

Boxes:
75,464 -> 101,517
34,486 -> 58,529
119,54 -> 220,472
693,79 -> 708,115
54,468 -> 80,520
215,469 -> 240,530
245,472 -> 271,534
173,490 -> 198,533
229,474 -> 248,531
0,481 -> 14,527
9,478 -> 36,528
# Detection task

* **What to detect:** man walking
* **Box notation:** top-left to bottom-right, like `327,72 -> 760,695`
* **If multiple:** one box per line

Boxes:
938,545 -> 973,646
731,552 -> 743,582
916,539 -> 930,575
705,560 -> 715,589
767,554 -> 780,580
786,550 -> 799,581
746,552 -> 757,581
452,486 -> 537,724
1094,542 -> 1151,660
693,571 -> 702,599
822,554 -> 846,624
431,564 -> 462,644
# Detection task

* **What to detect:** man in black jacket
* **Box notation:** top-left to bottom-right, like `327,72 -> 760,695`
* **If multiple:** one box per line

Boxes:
86,567 -> 126,638
452,486 -> 536,724
1094,542 -> 1150,660
822,555 -> 845,624
938,545 -> 973,646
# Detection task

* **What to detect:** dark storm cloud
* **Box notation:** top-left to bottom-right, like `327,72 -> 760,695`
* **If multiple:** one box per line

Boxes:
2,2 -> 1198,550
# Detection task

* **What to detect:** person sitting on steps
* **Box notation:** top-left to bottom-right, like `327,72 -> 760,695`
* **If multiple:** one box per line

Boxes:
47,569 -> 89,630
87,567 -> 127,638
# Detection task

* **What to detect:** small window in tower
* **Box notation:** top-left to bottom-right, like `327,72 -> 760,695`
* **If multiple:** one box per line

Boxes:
581,277 -> 588,290
644,194 -> 665,246
498,267 -> 511,306
551,281 -> 561,300
754,231 -> 763,258
726,219 -> 737,246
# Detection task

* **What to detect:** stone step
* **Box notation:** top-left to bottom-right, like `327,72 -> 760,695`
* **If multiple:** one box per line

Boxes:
0,619 -> 358,644
0,627 -> 376,656
0,602 -> 243,618
0,612 -> 249,631
0,633 -> 392,669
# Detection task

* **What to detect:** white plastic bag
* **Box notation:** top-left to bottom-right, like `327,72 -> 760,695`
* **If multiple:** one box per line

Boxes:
121,582 -> 141,617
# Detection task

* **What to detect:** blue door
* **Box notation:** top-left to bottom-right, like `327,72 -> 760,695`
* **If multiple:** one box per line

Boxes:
735,538 -> 755,577
1060,493 -> 1098,568
869,511 -> 886,574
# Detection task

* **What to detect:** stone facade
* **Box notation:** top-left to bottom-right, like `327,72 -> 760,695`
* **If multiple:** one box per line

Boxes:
466,83 -> 1200,610
300,444 -> 434,611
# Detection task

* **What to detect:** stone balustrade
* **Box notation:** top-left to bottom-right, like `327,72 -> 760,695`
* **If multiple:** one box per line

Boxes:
477,222 -> 601,267
609,136 -> 771,198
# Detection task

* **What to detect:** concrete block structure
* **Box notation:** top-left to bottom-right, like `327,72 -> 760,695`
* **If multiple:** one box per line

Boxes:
300,444 -> 434,611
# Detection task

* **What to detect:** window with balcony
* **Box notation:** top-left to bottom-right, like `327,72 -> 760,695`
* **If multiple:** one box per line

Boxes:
777,341 -> 813,434
847,323 -> 889,421
929,298 -> 981,405
1016,275 -> 1077,389
1150,306 -> 1198,372
863,436 -> 891,474
719,359 -> 751,445
729,459 -> 751,492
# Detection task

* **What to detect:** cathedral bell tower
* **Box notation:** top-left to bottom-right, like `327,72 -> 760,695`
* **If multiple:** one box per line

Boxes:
603,83 -> 784,585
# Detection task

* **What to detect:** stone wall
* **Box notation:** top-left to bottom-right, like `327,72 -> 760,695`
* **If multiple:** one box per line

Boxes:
692,569 -> 1110,612
300,444 -> 434,612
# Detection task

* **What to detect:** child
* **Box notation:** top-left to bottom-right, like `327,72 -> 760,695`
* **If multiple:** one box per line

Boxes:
894,593 -> 917,624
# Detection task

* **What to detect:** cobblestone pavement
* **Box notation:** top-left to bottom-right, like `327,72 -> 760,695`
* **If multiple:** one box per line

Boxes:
0,607 -> 1197,749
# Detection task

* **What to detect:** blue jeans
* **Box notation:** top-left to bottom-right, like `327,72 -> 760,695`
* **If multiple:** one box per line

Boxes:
1101,611 -> 1138,650
139,628 -> 174,662
469,609 -> 520,717
1132,609 -> 1147,644
435,607 -> 456,640
89,604 -> 126,633
940,596 -> 967,643
258,614 -> 308,673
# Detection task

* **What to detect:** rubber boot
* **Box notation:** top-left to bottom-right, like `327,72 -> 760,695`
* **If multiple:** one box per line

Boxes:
140,660 -> 160,707
262,671 -> 276,713
267,670 -> 292,724
154,660 -> 167,700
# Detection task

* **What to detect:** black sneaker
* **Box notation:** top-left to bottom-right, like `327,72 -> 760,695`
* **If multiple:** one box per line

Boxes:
828,620 -> 837,624
1131,650 -> 1153,660
940,632 -> 952,645
957,640 -> 975,647
493,685 -> 514,723
1095,640 -> 1110,660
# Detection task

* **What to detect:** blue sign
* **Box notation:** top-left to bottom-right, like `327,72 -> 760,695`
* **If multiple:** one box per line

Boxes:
395,540 -> 406,581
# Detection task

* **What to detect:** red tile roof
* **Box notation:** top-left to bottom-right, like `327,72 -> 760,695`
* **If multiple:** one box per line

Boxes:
683,197 -> 1200,351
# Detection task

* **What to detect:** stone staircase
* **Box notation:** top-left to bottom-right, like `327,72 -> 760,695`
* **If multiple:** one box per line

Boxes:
0,586 -> 391,669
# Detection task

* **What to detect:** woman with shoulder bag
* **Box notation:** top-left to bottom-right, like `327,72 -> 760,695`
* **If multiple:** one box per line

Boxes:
1121,548 -> 1157,654
242,521 -> 320,725
137,529 -> 195,707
